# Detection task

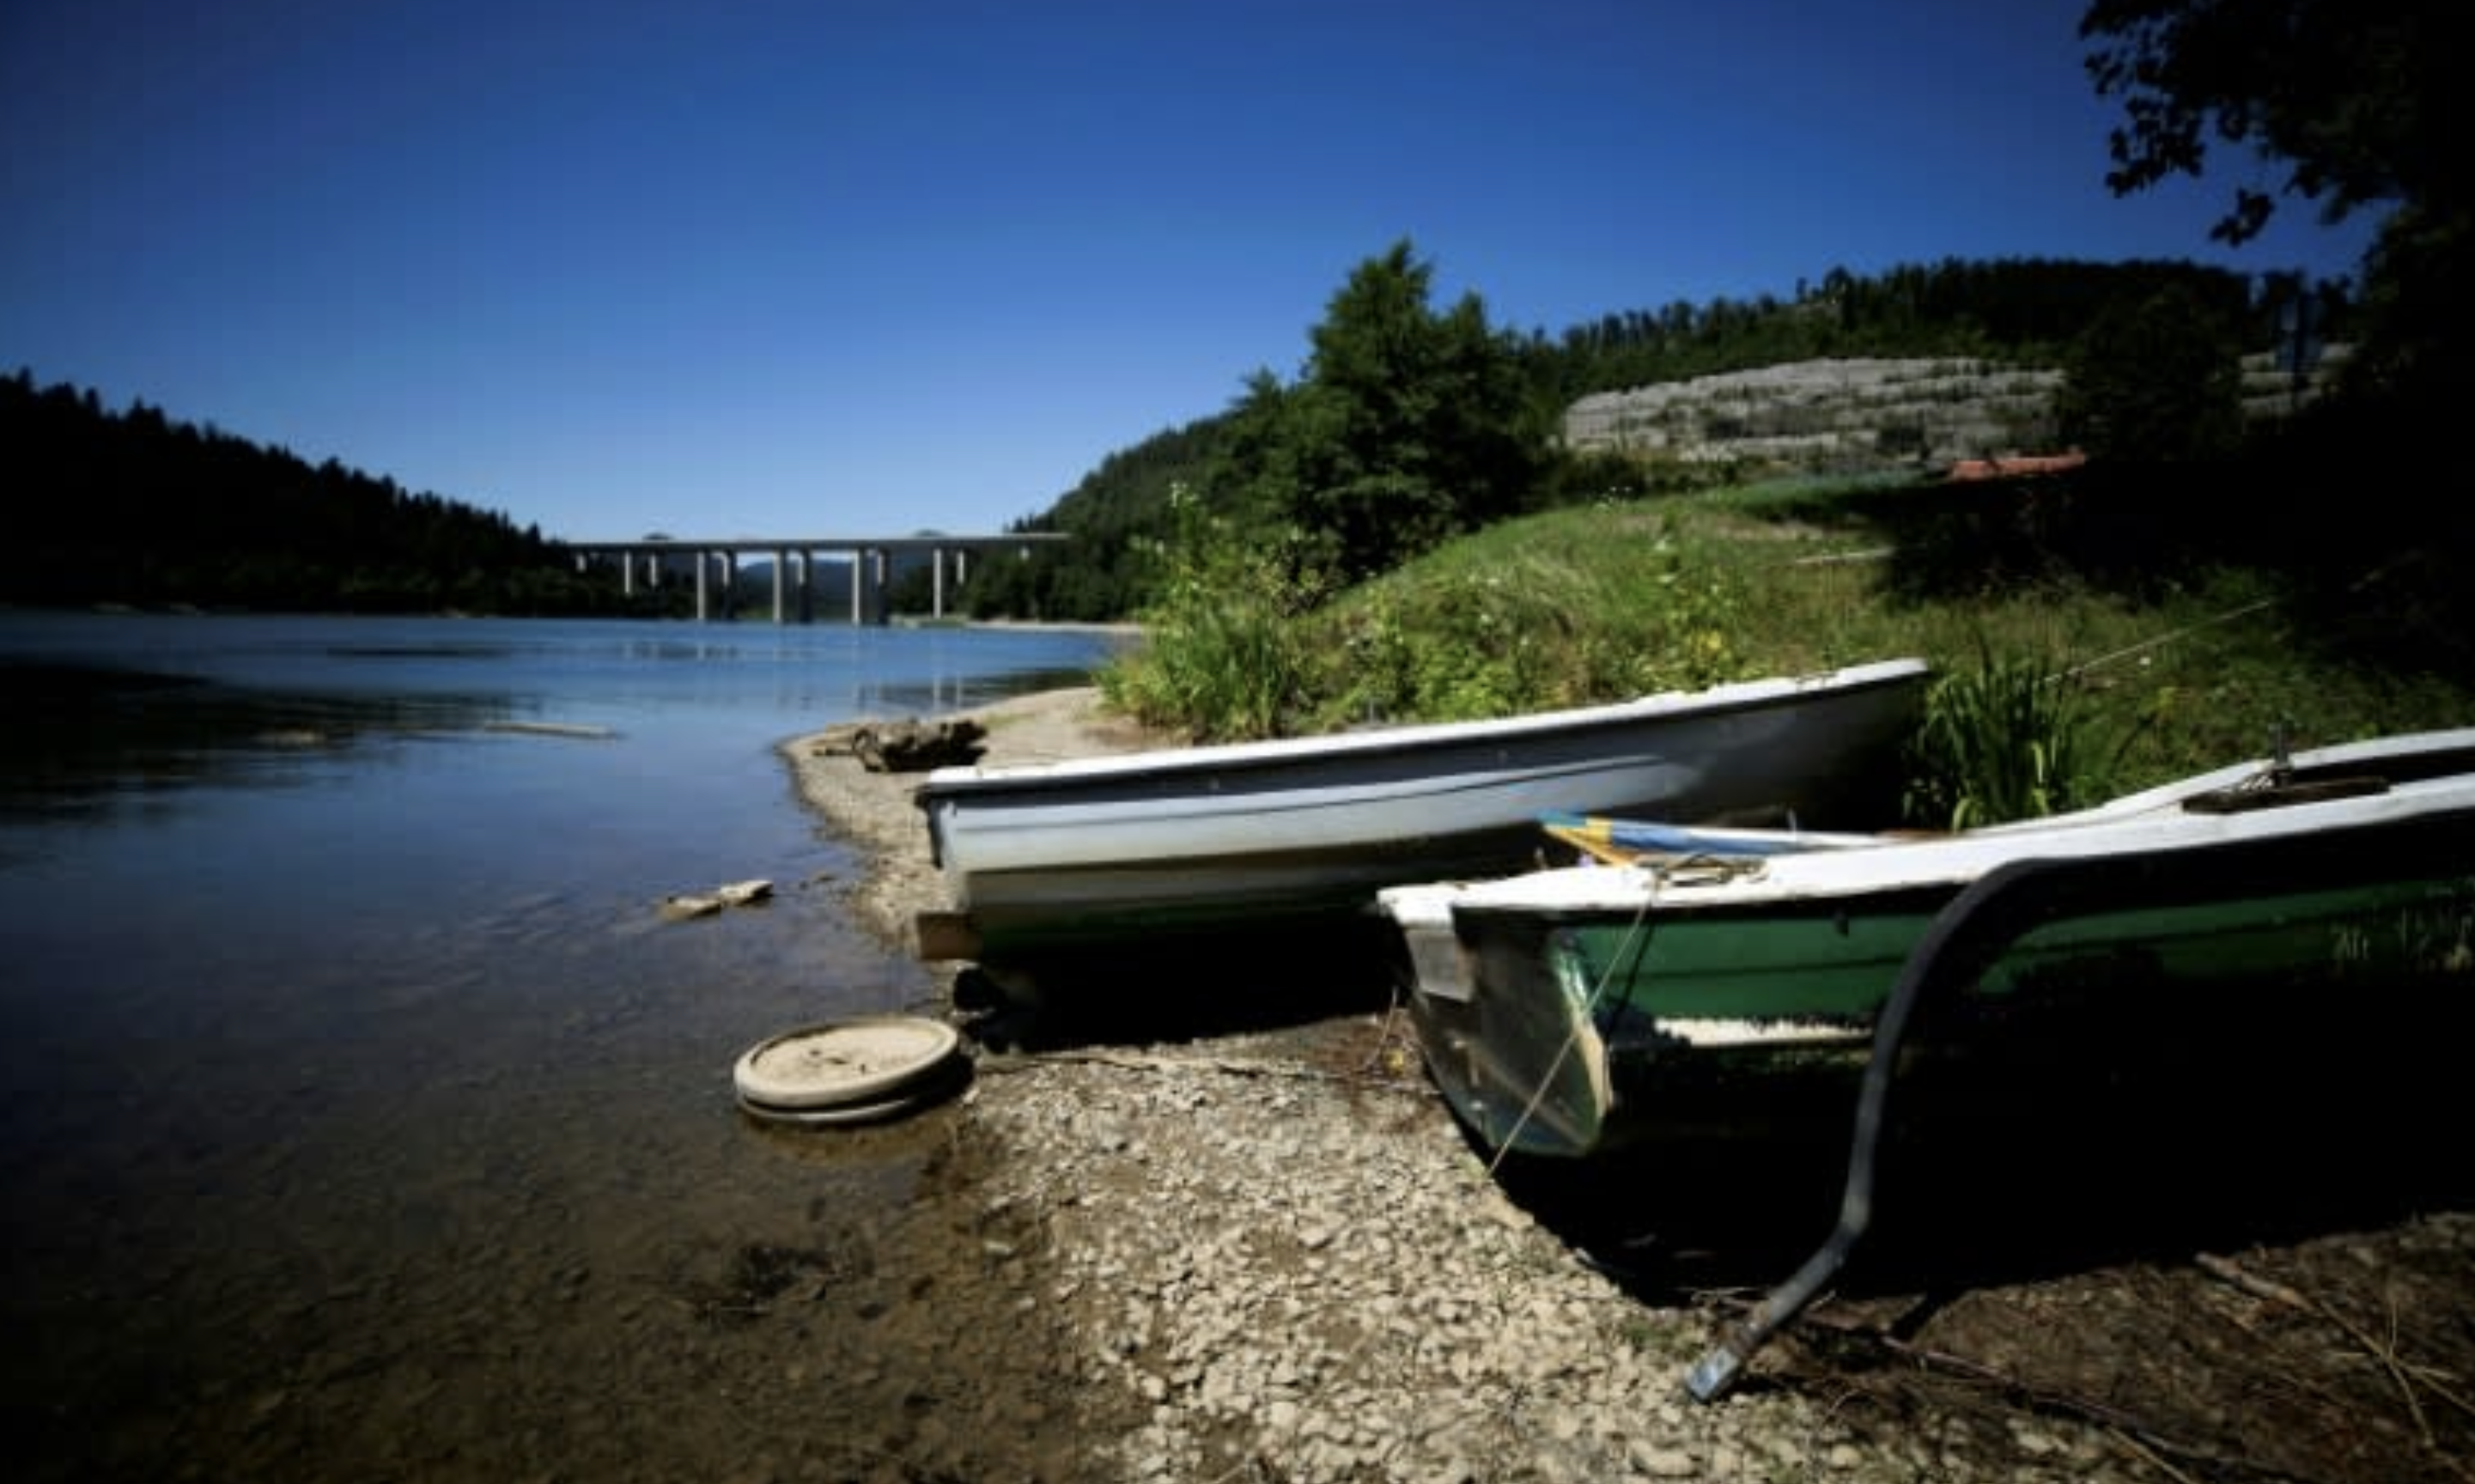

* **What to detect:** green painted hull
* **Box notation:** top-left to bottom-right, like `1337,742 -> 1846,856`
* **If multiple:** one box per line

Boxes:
1561,877 -> 2471,1024
1417,869 -> 2475,1159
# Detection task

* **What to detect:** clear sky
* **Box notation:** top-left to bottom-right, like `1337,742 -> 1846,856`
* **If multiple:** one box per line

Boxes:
2,0 -> 2381,543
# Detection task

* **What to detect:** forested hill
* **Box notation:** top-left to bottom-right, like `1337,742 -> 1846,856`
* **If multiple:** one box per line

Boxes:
959,255 -> 2342,623
1533,255 -> 2321,396
1,369 -> 624,615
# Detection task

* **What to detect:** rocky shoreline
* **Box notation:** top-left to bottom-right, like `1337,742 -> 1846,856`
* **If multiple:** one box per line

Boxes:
781,688 -> 2472,1484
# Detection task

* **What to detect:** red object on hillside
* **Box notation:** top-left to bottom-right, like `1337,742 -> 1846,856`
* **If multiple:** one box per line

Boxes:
1944,451 -> 2087,482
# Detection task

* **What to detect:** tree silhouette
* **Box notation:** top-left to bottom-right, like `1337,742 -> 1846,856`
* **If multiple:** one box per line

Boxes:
2080,0 -> 2459,405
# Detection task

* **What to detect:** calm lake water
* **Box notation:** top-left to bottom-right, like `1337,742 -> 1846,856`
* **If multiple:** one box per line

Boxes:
0,611 -> 1128,1483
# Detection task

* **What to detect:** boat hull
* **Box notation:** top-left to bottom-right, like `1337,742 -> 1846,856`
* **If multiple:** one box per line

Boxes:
915,660 -> 1931,977
1383,728 -> 2475,1158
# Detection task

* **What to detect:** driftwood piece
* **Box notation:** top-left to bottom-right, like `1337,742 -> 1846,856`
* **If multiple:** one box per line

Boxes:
659,878 -> 774,921
812,717 -> 988,773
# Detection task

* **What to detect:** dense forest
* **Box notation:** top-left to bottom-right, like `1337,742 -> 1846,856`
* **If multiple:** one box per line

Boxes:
1525,254 -> 2323,405
0,255 -> 2346,620
0,369 -> 642,616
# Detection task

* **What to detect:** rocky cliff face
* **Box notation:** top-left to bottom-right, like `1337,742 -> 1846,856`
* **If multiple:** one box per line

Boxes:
1563,349 -> 2344,475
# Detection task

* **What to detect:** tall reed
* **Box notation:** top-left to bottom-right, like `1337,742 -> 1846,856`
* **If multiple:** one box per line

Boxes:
1902,641 -> 2097,828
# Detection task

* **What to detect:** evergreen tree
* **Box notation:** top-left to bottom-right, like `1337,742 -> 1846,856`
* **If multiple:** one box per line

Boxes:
1219,240 -> 1551,583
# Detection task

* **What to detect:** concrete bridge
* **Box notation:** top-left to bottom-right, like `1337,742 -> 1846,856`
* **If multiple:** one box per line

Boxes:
559,532 -> 1067,623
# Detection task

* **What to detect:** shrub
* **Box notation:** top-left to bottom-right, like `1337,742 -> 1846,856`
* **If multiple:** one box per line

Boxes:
1098,486 -> 1325,741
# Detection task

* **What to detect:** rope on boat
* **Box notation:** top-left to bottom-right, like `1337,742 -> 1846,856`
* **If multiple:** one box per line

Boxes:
1481,867 -> 1666,1177
2061,556 -> 2406,688
2058,593 -> 2280,682
1644,853 -> 1772,888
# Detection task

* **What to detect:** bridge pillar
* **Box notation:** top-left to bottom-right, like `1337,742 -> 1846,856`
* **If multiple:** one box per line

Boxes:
692,548 -> 738,621
558,533 -> 1061,620
849,547 -> 888,625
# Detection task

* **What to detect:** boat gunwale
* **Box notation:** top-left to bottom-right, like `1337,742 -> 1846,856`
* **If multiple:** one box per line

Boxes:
1397,751 -> 2475,1162
911,658 -> 1931,803
1397,728 -> 2475,923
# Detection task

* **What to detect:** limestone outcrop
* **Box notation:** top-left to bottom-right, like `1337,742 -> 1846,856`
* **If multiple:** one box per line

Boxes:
1563,349 -> 2344,474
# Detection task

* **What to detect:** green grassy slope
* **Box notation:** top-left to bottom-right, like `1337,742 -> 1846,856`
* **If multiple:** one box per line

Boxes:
1105,470 -> 2473,824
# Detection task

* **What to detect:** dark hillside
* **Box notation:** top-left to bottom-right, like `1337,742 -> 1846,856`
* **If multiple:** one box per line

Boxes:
2,369 -> 626,615
960,416 -> 1231,623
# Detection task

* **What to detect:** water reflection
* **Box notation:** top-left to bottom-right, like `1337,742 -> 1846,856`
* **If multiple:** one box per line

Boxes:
867,663 -> 1098,718
0,614 -> 1128,1483
0,659 -> 520,821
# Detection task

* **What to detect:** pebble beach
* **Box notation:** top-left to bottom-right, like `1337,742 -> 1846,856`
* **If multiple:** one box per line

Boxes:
778,685 -> 2165,1484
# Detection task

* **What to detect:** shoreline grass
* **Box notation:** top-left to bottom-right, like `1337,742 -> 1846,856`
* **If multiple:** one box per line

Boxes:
1104,472 -> 2475,824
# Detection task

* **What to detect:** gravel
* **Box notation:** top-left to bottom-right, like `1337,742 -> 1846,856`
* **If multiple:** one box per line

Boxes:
781,687 -> 2156,1483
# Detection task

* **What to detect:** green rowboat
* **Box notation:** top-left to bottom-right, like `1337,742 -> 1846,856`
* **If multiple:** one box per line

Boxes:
1381,727 -> 2475,1159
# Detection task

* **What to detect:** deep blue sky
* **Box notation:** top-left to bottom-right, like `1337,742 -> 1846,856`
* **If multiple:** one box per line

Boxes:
3,0 -> 2381,542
